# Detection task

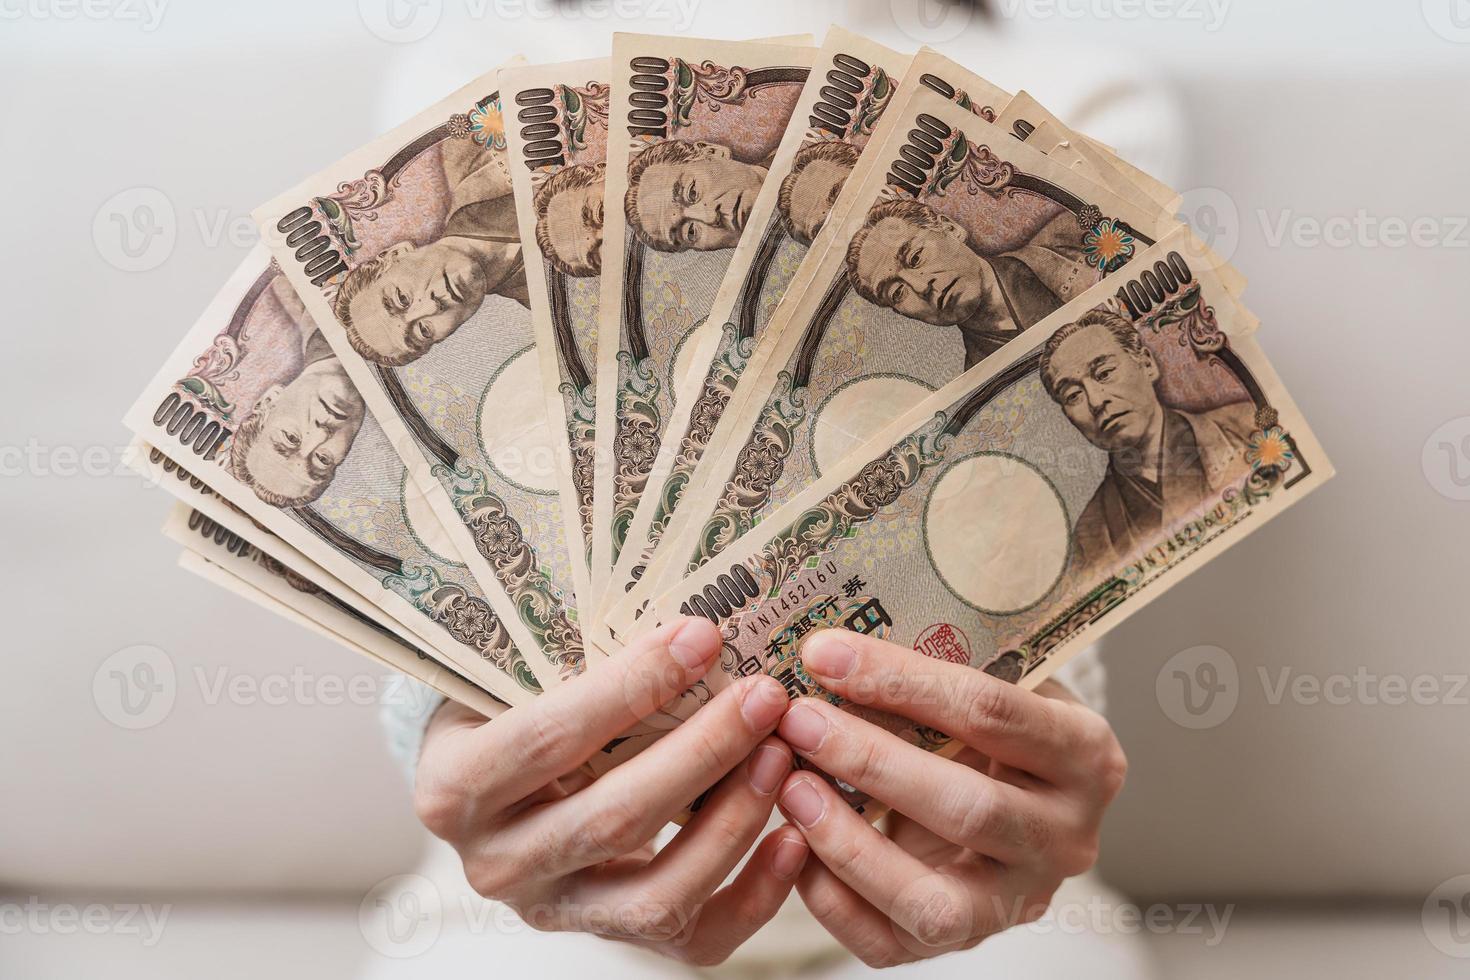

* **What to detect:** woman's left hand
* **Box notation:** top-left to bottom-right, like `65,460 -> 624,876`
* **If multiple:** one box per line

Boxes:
774,629 -> 1128,968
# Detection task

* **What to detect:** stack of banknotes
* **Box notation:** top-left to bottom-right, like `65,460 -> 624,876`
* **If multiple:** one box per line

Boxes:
125,27 -> 1332,786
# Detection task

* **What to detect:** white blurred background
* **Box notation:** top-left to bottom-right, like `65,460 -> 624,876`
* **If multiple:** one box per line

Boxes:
3,1 -> 1469,976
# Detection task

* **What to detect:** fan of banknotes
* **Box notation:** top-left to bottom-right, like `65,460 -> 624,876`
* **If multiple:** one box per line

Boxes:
125,27 -> 1331,778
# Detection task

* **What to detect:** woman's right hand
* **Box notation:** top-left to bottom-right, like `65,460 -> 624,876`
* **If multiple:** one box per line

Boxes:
413,617 -> 809,966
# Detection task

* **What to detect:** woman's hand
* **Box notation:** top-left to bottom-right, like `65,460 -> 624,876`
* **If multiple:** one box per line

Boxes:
775,629 -> 1128,968
414,618 -> 809,966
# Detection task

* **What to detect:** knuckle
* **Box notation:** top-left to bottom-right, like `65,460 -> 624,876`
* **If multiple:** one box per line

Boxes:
1095,738 -> 1129,800
824,834 -> 870,882
524,708 -> 577,772
575,792 -> 648,861
615,901 -> 688,943
960,679 -> 1019,743
412,780 -> 464,840
462,857 -> 513,900
953,785 -> 999,849
1059,833 -> 1102,876
685,718 -> 737,776
909,900 -> 970,949
844,731 -> 888,790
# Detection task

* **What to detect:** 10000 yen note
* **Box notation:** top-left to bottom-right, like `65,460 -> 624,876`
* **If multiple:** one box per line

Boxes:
609,76 -> 1214,640
589,34 -> 816,612
646,233 -> 1330,810
255,64 -> 587,682
123,250 -> 540,703
602,28 -> 915,614
501,58 -> 612,625
166,503 -> 506,719
606,50 -> 1018,633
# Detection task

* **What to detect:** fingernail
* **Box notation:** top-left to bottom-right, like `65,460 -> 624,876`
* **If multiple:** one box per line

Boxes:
778,703 -> 829,753
668,619 -> 718,670
740,676 -> 787,731
802,634 -> 856,680
747,745 -> 790,795
771,837 -> 809,880
780,778 -> 827,828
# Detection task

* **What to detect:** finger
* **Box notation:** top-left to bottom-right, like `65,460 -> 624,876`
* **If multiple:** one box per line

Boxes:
795,858 -> 921,968
778,772 -> 991,950
438,618 -> 723,815
778,699 -> 1059,866
656,826 -> 810,966
798,630 -> 1082,784
490,673 -> 790,880
576,738 -> 793,916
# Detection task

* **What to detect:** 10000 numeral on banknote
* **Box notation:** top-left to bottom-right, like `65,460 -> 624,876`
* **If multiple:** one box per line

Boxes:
646,231 -> 1330,812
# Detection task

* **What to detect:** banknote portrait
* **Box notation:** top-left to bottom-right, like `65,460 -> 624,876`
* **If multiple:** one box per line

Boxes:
594,48 -> 809,576
1039,307 -> 1256,576
846,196 -> 1096,370
534,161 -> 607,278
624,138 -> 773,252
673,97 -> 1157,584
262,82 -> 586,681
229,279 -> 368,507
129,250 -> 537,696
777,138 -> 861,245
333,133 -> 530,367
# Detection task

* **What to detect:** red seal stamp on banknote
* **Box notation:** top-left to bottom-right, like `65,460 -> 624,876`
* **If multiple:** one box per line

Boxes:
914,623 -> 970,665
